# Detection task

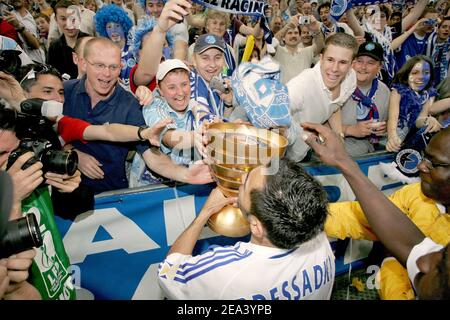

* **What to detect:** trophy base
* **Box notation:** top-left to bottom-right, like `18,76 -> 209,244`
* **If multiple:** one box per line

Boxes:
207,205 -> 250,237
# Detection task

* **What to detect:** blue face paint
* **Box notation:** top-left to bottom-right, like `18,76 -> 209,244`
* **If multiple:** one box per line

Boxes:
106,22 -> 125,43
408,61 -> 431,92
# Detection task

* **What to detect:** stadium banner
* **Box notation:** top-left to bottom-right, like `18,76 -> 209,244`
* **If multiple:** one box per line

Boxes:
55,152 -> 402,299
329,0 -> 391,22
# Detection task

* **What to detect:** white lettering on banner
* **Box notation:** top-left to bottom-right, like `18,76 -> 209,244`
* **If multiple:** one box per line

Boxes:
314,174 -> 355,202
63,208 -> 160,264
164,194 -> 222,246
367,164 -> 401,196
132,263 -> 164,300
343,239 -> 373,264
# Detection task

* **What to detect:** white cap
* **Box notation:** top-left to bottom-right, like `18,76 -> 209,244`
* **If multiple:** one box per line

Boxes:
156,59 -> 190,83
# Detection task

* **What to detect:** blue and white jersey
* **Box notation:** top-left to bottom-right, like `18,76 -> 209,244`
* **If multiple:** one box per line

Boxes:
395,32 -> 431,70
158,232 -> 335,300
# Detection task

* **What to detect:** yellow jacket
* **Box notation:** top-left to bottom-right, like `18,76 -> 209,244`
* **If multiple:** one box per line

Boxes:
326,182 -> 450,299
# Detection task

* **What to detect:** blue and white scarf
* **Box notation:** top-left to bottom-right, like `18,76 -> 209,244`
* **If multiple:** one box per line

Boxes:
190,69 -> 224,125
329,0 -> 391,22
426,31 -> 450,86
231,57 -> 291,129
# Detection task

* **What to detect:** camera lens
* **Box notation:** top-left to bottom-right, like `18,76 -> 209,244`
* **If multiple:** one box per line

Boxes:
0,213 -> 43,259
42,149 -> 78,176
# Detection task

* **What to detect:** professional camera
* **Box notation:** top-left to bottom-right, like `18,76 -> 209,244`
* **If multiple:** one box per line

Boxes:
210,75 -> 230,94
299,16 -> 311,25
0,50 -> 21,78
0,171 -> 43,259
7,138 -> 78,176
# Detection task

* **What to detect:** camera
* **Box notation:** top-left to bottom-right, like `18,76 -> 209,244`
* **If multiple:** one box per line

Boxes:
0,1 -> 13,16
424,18 -> 438,26
299,16 -> 311,25
0,171 -> 43,259
0,50 -> 22,78
7,138 -> 78,176
210,75 -> 230,94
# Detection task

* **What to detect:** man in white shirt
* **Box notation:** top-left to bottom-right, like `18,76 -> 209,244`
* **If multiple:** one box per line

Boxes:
158,159 -> 335,300
286,32 -> 357,161
272,14 -> 324,84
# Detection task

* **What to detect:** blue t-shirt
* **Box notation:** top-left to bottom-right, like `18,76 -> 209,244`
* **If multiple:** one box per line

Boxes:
63,76 -> 148,193
395,32 -> 431,70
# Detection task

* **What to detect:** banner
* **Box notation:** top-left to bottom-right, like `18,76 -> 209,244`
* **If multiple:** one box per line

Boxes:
55,153 -> 402,299
22,186 -> 75,300
329,0 -> 391,22
191,0 -> 273,43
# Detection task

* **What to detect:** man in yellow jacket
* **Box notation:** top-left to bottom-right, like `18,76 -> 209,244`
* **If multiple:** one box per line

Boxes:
325,127 -> 450,299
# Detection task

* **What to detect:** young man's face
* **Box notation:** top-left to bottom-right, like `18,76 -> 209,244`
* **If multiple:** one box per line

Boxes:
319,6 -> 330,25
36,17 -> 49,33
352,55 -> 381,87
320,44 -> 354,91
159,70 -> 190,112
437,20 -> 450,42
0,130 -> 19,170
83,43 -> 121,98
283,27 -> 301,47
300,25 -> 312,45
106,22 -> 125,44
26,74 -> 65,103
193,48 -> 224,83
146,0 -> 164,18
55,7 -> 80,38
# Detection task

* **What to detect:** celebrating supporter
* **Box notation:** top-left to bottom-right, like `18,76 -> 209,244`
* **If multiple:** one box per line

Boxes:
286,32 -> 357,161
386,55 -> 440,152
341,41 -> 389,156
306,123 -> 450,300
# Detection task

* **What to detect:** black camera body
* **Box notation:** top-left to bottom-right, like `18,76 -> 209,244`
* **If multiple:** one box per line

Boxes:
0,171 -> 43,259
7,138 -> 78,176
0,49 -> 21,78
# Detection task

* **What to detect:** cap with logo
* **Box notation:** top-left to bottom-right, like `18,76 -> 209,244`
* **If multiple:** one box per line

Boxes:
156,59 -> 190,83
194,34 -> 226,54
356,41 -> 384,62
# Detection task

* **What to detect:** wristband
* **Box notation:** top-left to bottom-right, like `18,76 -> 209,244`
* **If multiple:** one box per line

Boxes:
57,116 -> 90,144
137,125 -> 149,141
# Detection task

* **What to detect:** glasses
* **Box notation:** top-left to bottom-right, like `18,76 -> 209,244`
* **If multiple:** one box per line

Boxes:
19,63 -> 61,86
420,151 -> 450,171
86,60 -> 120,72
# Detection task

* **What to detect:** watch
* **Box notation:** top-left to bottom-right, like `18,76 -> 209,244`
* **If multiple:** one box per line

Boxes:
137,125 -> 149,141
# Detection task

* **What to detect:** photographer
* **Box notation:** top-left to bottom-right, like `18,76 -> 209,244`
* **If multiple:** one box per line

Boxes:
0,107 -> 78,300
0,171 -> 41,300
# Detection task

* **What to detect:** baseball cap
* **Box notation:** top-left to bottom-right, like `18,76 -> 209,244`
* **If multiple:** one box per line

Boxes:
356,41 -> 384,62
156,59 -> 190,83
310,0 -> 318,4
193,34 -> 226,55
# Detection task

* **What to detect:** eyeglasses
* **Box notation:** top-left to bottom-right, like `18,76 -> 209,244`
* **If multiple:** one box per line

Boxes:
420,151 -> 450,171
86,60 -> 120,72
19,63 -> 62,86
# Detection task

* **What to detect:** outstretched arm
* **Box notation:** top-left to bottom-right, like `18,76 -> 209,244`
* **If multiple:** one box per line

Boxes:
302,122 -> 425,265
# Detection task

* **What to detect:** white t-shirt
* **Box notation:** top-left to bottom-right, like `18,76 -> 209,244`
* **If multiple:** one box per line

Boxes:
273,45 -> 315,84
407,237 -> 444,292
285,61 -> 356,161
158,232 -> 335,300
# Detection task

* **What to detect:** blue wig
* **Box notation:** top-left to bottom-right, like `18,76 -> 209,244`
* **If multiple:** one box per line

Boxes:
94,4 -> 133,39
128,16 -> 174,60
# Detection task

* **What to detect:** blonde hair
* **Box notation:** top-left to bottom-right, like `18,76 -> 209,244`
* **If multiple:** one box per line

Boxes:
205,9 -> 231,29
